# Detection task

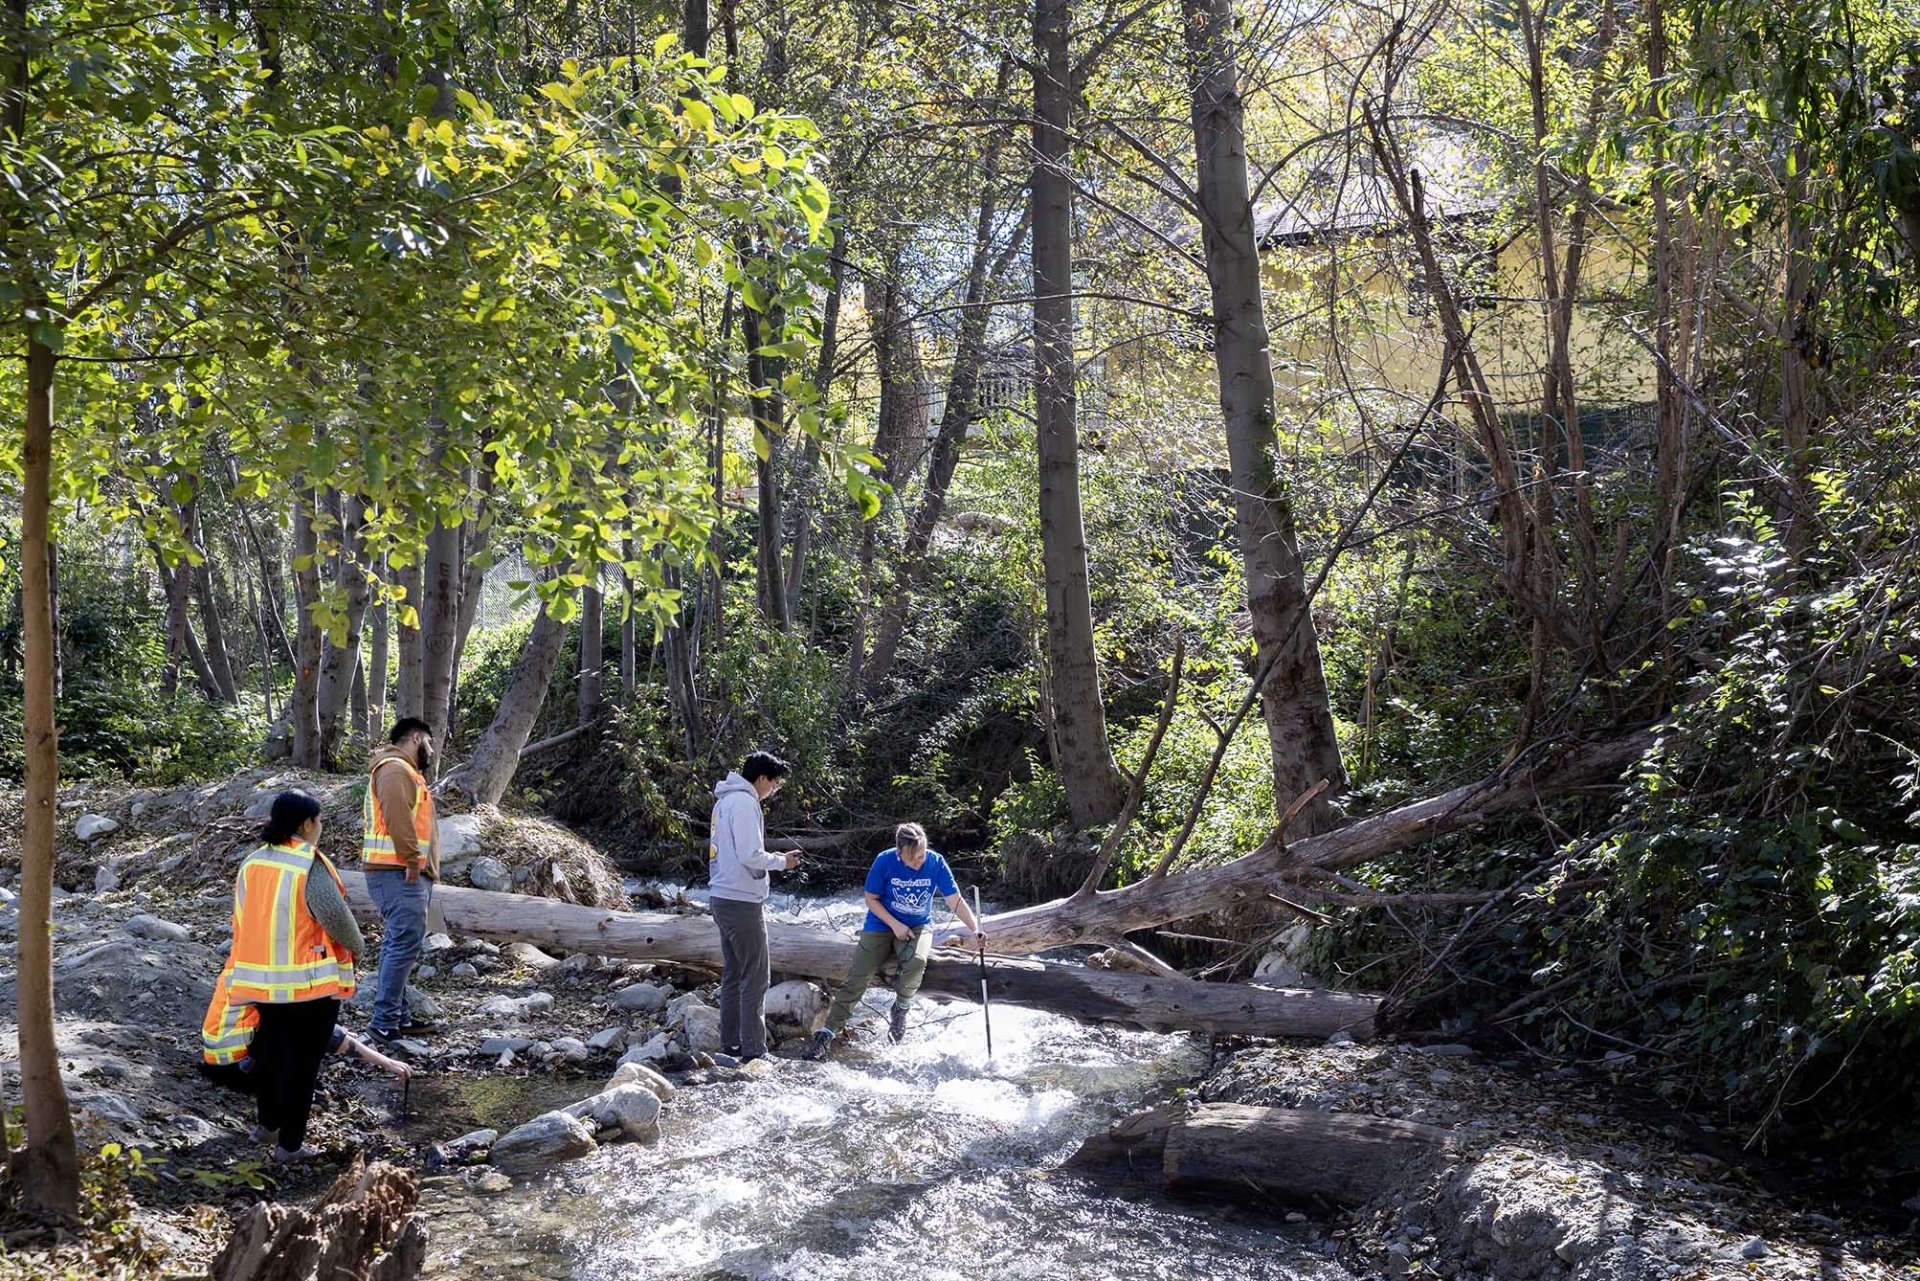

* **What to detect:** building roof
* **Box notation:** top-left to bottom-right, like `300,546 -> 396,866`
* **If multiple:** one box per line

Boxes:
1253,131 -> 1504,248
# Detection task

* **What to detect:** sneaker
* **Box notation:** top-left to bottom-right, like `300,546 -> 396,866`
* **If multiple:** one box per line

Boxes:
802,1030 -> 834,1061
270,1143 -> 324,1164
889,1004 -> 909,1044
398,1017 -> 442,1037
365,1027 -> 410,1056
248,1124 -> 279,1145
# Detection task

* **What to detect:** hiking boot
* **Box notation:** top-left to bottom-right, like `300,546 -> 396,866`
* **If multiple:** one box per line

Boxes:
803,1030 -> 834,1061
889,1004 -> 909,1044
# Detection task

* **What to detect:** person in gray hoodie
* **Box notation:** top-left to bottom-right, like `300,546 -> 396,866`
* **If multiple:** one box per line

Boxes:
709,751 -> 801,1060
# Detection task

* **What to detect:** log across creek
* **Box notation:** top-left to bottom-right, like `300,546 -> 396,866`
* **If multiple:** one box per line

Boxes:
340,875 -> 1379,1039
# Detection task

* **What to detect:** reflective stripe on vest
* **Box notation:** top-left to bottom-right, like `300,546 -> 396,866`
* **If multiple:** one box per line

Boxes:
201,963 -> 259,1064
362,757 -> 433,867
224,841 -> 356,1005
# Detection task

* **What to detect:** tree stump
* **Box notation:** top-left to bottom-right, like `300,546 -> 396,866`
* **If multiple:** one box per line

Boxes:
207,1158 -> 427,1281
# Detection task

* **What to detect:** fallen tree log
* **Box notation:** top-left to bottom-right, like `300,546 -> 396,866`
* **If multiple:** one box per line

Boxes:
1065,1103 -> 1453,1209
340,876 -> 1378,1039
971,729 -> 1654,955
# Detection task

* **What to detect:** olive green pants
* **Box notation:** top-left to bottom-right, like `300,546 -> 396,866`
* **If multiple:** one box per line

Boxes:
823,926 -> 933,1034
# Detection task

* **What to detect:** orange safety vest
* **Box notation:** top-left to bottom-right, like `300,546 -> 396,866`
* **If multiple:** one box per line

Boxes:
200,962 -> 258,1064
362,756 -> 434,869
223,840 -> 356,1005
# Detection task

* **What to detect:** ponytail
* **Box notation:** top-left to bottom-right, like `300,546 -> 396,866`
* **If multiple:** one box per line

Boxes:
260,789 -> 322,846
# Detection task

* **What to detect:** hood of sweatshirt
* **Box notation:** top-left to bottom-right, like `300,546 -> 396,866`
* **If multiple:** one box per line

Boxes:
714,771 -> 758,803
368,743 -> 421,774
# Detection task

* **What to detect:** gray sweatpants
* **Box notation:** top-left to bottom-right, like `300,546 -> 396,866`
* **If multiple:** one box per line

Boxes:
711,896 -> 770,1057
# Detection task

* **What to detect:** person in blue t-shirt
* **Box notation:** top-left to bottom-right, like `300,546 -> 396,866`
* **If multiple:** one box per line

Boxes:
804,822 -> 986,1059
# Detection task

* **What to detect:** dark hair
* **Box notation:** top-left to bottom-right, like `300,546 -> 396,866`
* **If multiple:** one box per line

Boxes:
742,751 -> 792,784
389,717 -> 432,745
260,790 -> 323,846
895,822 -> 928,851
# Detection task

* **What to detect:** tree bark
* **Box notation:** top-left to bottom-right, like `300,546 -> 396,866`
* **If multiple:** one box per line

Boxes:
1066,1104 -> 1452,1208
577,573 -> 603,725
742,302 -> 792,628
339,876 -> 1379,1038
438,603 -> 570,806
620,538 -> 638,702
395,558 -> 424,721
367,555 -> 389,742
1033,0 -> 1128,828
976,728 -> 1654,954
18,332 -> 80,1215
1647,0 -> 1686,586
1185,0 -> 1347,834
207,1157 -> 427,1281
421,518 -> 461,752
783,222 -> 846,611
446,474 -> 494,738
316,495 -> 373,766
288,487 -> 325,768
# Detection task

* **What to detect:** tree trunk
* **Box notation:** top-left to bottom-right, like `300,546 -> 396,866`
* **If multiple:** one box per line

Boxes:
682,0 -> 707,57
1647,0 -> 1686,586
181,482 -> 240,703
421,519 -> 461,752
1033,0 -> 1128,828
742,303 -> 792,628
438,603 -> 570,807
316,495 -> 373,766
1779,155 -> 1814,557
977,728 -> 1654,954
160,538 -> 191,695
1185,0 -> 1347,834
1066,1104 -> 1452,1208
620,538 -> 638,702
446,479 -> 494,739
207,1157 -> 427,1281
289,487 -> 325,768
395,558 -> 424,721
17,332 -> 80,1215
367,556 -> 389,741
226,457 -> 296,670
577,574 -> 603,725
340,876 -> 1379,1038
783,223 -> 845,611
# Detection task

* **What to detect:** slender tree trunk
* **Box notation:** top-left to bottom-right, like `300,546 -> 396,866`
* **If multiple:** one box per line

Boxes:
45,540 -> 59,698
289,487 -> 324,767
18,332 -> 80,1215
620,537 -> 638,702
446,473 -> 494,739
316,495 -> 372,765
577,573 -> 603,724
1779,155 -> 1814,558
1033,0 -> 1127,828
1647,0 -> 1686,586
180,481 -> 240,703
1185,0 -> 1347,832
367,555 -> 389,741
421,521 -> 459,749
783,223 -> 845,610
742,302 -> 792,628
395,558 -> 425,721
441,603 -> 570,806
160,540 -> 190,695
225,456 -> 296,670
683,0 -> 707,57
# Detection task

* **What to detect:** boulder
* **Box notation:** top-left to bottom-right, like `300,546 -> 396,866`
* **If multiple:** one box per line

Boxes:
468,856 -> 512,894
561,1084 -> 661,1143
682,1006 -> 724,1055
612,982 -> 670,1014
124,914 -> 191,943
438,813 -> 485,861
505,942 -> 562,971
76,814 -> 120,842
764,980 -> 826,1032
489,1111 -> 597,1174
620,1034 -> 672,1066
666,991 -> 713,1024
451,962 -> 479,979
606,1060 -> 677,1101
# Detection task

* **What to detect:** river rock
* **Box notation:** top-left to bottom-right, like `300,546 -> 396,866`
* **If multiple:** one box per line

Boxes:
552,1037 -> 589,1063
666,991 -> 712,1023
607,1060 -> 677,1100
506,942 -> 563,971
620,1034 -> 672,1066
764,980 -> 825,1031
1740,1239 -> 1771,1261
612,982 -> 670,1013
490,1111 -> 597,1173
479,1037 -> 535,1056
76,814 -> 120,842
424,933 -> 456,953
407,984 -> 444,1020
587,1026 -> 624,1052
439,813 -> 485,861
561,1084 -> 661,1143
446,1128 -> 498,1160
124,914 -> 190,943
683,1006 -> 724,1054
416,965 -> 438,980
468,856 -> 513,894
452,962 -> 479,979
94,861 -> 122,894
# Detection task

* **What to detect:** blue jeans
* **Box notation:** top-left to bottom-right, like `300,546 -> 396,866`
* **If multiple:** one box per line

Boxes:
366,868 -> 432,1033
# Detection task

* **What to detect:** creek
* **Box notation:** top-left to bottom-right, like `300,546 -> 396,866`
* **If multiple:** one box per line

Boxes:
416,888 -> 1351,1280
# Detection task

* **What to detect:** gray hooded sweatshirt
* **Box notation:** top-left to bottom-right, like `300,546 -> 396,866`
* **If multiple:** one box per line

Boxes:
708,772 -> 785,903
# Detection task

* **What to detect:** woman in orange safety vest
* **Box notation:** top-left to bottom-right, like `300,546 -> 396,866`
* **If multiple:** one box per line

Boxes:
222,790 -> 360,1163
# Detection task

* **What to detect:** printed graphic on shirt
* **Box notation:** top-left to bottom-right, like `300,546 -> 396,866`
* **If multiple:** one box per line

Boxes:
884,874 -> 936,921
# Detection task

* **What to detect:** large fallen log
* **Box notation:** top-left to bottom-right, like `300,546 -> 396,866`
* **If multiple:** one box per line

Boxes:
341,876 -> 1378,1039
1065,1103 -> 1453,1208
971,729 -> 1654,955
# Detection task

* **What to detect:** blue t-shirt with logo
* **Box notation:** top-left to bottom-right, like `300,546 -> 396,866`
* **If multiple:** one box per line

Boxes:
862,847 -> 959,932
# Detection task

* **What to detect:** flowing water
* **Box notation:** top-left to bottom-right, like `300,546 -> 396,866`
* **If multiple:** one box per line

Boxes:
417,889 -> 1351,1281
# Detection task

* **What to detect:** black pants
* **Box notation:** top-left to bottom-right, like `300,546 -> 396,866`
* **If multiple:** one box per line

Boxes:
249,997 -> 339,1150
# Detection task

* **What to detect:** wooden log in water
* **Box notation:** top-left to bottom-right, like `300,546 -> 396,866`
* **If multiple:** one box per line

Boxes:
1066,1103 -> 1454,1208
341,876 -> 1378,1039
